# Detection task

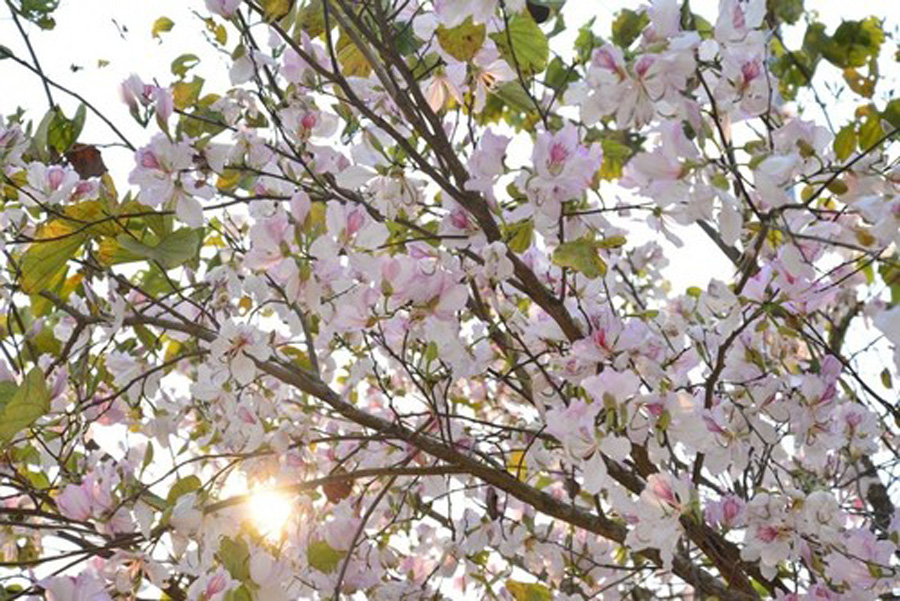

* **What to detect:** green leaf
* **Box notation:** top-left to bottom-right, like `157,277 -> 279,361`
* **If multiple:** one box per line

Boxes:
308,540 -> 345,574
611,8 -> 648,49
822,17 -> 885,69
598,137 -> 633,180
574,17 -> 599,62
17,0 -> 59,29
544,57 -> 578,90
492,13 -> 549,75
393,21 -> 421,56
171,53 -> 201,78
117,228 -> 204,270
881,368 -> 893,389
152,16 -> 174,39
19,221 -> 86,295
0,368 -> 50,443
833,125 -> 857,161
492,81 -> 535,113
178,99 -> 227,138
37,105 -> 86,155
552,238 -> 607,279
506,580 -> 552,601
802,21 -> 829,61
0,45 -> 13,60
437,17 -> 486,61
858,116 -> 884,150
218,537 -> 251,581
767,0 -> 804,25
881,99 -> 900,130
166,475 -> 202,505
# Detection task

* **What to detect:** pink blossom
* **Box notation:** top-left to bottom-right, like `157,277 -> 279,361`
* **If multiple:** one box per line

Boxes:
57,483 -> 92,521
528,124 -> 602,207
43,572 -> 112,601
545,399 -> 599,459
205,0 -> 241,18
705,495 -> 746,529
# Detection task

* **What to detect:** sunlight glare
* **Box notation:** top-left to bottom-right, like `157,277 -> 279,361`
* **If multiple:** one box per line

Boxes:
247,488 -> 293,539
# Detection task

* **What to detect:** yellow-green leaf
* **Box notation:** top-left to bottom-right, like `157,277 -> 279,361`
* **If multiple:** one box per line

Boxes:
171,53 -> 201,78
152,16 -> 174,39
296,0 -> 326,38
336,32 -> 371,77
117,228 -> 204,270
883,99 -> 900,129
0,368 -> 50,443
167,475 -> 202,505
506,580 -> 552,601
833,125 -> 856,161
308,540 -> 345,574
599,137 -> 632,180
492,13 -> 549,74
261,0 -> 293,22
858,116 -> 884,150
437,17 -> 486,62
552,238 -> 607,279
505,220 -> 533,253
204,18 -> 228,45
596,235 -> 627,249
821,17 -> 884,69
19,221 -> 86,295
218,537 -> 251,581
173,77 -> 204,110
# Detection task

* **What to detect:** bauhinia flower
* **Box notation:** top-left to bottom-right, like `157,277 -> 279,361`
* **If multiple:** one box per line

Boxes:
209,321 -> 271,385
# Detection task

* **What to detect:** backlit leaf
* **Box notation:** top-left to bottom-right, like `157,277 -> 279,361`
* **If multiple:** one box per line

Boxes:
611,8 -> 648,49
308,540 -> 345,574
336,32 -> 371,77
506,581 -> 552,601
0,368 -> 50,443
296,0 -> 326,38
19,221 -> 86,294
437,18 -> 486,62
171,53 -> 201,78
858,116 -> 884,150
833,125 -> 857,161
152,16 -> 174,39
261,0 -> 293,22
552,238 -> 607,279
218,537 -> 251,581
173,77 -> 204,110
166,475 -> 202,505
117,228 -> 204,270
492,13 -> 549,75
822,17 -> 884,69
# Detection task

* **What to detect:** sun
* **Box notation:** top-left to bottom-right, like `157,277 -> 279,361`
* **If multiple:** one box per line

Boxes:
247,488 -> 293,539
